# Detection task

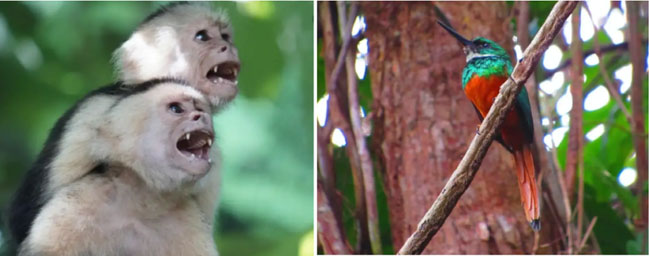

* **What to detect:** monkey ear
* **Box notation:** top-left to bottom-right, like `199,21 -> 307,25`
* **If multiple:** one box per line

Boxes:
112,28 -> 187,84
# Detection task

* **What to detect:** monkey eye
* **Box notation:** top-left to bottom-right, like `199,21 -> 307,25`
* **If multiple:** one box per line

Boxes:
221,33 -> 231,41
195,30 -> 211,41
169,102 -> 184,114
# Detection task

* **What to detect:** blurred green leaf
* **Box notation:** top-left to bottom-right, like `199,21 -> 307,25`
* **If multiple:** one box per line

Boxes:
317,41 -> 326,98
625,232 -> 645,254
358,69 -> 372,113
584,184 -> 635,254
528,2 -> 555,34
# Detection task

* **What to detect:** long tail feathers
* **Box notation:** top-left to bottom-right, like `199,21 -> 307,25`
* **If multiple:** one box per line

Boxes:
513,145 -> 541,231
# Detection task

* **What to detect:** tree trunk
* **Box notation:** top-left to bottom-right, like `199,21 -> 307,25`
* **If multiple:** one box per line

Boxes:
362,2 -> 556,253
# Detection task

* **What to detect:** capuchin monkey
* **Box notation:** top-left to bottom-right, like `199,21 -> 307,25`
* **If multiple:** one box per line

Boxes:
17,80 -> 219,256
114,2 -> 241,110
8,2 -> 236,254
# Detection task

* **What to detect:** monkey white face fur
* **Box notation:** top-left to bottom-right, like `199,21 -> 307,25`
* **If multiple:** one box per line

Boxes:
114,3 -> 240,110
104,83 -> 215,191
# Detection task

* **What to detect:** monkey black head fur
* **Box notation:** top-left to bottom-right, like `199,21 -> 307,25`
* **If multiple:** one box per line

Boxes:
114,2 -> 241,110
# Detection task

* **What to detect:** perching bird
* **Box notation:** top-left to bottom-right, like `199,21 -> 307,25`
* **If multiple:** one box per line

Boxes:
438,21 -> 541,231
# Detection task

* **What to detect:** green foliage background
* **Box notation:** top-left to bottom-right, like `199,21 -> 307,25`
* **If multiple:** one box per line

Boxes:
0,2 -> 314,256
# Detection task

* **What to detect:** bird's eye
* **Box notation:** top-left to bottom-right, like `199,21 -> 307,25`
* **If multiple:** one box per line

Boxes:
482,42 -> 490,48
168,102 -> 184,114
221,33 -> 230,41
194,30 -> 211,41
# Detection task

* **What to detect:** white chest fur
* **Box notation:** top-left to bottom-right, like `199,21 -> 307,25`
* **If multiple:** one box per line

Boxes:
21,167 -> 217,256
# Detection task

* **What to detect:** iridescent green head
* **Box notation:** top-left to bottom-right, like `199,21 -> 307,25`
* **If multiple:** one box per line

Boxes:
437,21 -> 509,62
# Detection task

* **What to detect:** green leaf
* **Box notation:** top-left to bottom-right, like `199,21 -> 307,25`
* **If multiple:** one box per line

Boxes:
317,41 -> 327,98
584,184 -> 635,254
625,232 -> 645,254
528,2 -> 555,35
358,70 -> 373,113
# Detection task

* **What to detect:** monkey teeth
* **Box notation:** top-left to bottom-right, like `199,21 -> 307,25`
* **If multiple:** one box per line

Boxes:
206,61 -> 240,84
176,130 -> 214,161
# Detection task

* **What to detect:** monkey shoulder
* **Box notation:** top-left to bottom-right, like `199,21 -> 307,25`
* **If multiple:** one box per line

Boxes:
8,82 -> 139,245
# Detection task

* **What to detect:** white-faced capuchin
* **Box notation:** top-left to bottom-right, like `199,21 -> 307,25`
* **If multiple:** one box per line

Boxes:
17,80 -> 219,256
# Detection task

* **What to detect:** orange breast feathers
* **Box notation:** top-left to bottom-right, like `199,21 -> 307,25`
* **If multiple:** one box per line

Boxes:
464,73 -> 527,149
463,74 -> 508,117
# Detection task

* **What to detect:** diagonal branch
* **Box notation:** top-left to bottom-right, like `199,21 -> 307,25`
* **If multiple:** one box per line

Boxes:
578,217 -> 598,253
328,3 -> 359,92
396,2 -> 579,254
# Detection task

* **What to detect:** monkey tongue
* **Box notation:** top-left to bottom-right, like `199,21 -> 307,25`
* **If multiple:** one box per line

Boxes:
180,144 -> 209,160
189,147 -> 207,159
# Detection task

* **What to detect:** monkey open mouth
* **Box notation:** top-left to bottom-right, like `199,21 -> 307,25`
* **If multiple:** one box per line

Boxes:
176,130 -> 214,161
206,61 -> 240,84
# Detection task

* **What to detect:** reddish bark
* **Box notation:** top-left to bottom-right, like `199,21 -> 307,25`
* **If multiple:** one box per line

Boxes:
567,7 -> 585,251
626,1 -> 648,252
362,2 -> 556,254
317,180 -> 353,254
564,7 -> 583,202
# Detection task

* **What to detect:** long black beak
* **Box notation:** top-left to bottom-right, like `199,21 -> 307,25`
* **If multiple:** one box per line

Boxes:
437,20 -> 472,46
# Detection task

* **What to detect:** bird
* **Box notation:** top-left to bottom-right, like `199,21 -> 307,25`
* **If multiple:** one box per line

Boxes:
437,20 -> 541,231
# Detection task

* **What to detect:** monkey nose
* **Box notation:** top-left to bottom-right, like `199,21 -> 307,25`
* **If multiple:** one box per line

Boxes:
219,46 -> 228,53
191,112 -> 204,121
191,112 -> 212,125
